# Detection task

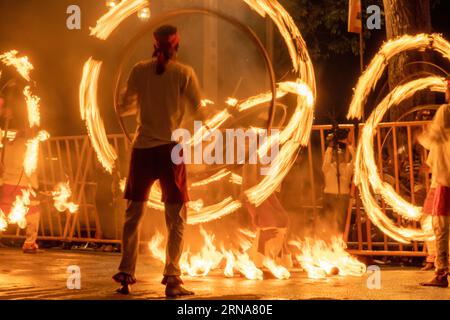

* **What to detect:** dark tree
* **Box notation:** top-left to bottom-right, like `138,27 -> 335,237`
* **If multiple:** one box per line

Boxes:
383,0 -> 434,121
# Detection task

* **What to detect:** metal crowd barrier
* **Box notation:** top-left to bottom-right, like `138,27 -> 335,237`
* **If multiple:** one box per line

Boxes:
0,121 -> 433,257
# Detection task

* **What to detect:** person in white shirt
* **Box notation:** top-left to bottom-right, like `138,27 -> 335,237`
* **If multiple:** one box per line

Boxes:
321,133 -> 355,234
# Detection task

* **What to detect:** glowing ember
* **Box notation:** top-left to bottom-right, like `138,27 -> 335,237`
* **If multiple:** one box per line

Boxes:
290,238 -> 366,279
0,50 -> 33,81
52,181 -> 79,214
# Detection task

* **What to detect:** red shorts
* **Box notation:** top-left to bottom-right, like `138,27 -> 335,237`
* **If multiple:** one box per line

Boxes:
423,188 -> 436,215
0,184 -> 39,215
432,184 -> 450,216
124,144 -> 189,203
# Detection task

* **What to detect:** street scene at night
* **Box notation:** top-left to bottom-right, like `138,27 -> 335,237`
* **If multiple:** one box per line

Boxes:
0,0 -> 450,314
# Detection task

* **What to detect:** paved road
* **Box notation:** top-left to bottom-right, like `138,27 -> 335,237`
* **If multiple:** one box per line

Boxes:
0,248 -> 449,300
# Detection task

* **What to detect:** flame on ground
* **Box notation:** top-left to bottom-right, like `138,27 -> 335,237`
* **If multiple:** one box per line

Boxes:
290,237 -> 366,279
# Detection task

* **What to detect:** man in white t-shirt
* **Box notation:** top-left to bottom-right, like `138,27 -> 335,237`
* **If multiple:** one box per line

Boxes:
113,25 -> 205,297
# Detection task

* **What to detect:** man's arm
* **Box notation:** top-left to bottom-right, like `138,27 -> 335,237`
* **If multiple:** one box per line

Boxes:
184,67 -> 208,122
117,65 -> 140,117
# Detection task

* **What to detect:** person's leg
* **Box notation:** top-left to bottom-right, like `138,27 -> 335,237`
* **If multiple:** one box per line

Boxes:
163,202 -> 186,277
115,148 -> 155,286
422,189 -> 437,269
117,201 -> 146,277
337,195 -> 350,235
421,215 -> 436,270
433,215 -> 450,273
421,215 -> 450,286
158,143 -> 193,297
423,239 -> 437,269
22,210 -> 40,253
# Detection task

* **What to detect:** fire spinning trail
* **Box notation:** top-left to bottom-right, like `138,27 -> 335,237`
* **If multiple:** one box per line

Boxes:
347,34 -> 450,244
80,0 -> 368,280
0,52 -> 80,231
80,0 -> 316,224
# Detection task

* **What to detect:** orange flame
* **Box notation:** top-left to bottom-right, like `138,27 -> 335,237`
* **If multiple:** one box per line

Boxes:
290,237 -> 366,279
8,188 -> 35,229
24,130 -> 49,177
23,86 -> 41,127
0,50 -> 33,81
263,257 -> 290,280
0,210 -> 7,231
52,181 -> 79,214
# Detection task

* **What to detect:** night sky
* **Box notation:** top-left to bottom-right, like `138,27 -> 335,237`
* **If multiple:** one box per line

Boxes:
0,0 -> 449,136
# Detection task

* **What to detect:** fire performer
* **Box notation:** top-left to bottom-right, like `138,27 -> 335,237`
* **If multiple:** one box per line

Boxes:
113,25 -> 204,297
0,100 -> 41,254
419,76 -> 450,287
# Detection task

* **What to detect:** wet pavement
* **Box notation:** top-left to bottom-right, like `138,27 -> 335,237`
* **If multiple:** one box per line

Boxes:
1,247 -> 450,300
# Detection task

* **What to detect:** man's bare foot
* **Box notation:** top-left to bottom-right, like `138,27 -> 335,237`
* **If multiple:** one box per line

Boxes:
113,272 -> 136,295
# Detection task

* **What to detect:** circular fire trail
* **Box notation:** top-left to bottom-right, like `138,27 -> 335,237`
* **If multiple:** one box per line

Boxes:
347,33 -> 450,243
80,0 -> 316,224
